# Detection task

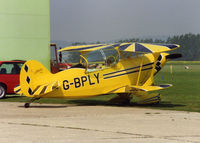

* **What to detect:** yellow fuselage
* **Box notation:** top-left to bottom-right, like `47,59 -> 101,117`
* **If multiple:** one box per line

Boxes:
37,53 -> 166,98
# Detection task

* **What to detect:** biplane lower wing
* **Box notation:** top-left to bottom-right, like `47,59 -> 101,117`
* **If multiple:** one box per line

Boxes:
110,84 -> 172,94
109,86 -> 127,93
129,84 -> 172,92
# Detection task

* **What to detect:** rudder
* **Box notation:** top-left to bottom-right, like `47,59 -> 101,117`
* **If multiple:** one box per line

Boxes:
19,60 -> 52,97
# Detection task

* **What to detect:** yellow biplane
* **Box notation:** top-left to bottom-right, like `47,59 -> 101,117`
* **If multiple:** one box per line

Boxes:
15,43 -> 181,108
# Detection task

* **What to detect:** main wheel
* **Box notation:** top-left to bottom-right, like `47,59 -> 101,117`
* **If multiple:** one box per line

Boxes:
24,103 -> 30,108
109,93 -> 132,105
0,84 -> 6,99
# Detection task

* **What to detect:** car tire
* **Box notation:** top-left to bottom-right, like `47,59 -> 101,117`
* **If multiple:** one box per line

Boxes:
0,84 -> 6,99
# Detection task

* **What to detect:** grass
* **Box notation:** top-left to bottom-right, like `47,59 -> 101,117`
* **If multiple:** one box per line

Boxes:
167,61 -> 200,65
1,62 -> 200,112
152,64 -> 200,112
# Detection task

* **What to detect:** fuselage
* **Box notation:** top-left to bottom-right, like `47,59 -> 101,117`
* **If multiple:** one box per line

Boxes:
42,53 -> 168,98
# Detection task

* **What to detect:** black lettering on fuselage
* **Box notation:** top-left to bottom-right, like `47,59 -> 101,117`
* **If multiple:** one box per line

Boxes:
63,73 -> 100,90
63,80 -> 69,90
81,76 -> 87,87
94,73 -> 99,84
74,78 -> 81,88
88,75 -> 95,85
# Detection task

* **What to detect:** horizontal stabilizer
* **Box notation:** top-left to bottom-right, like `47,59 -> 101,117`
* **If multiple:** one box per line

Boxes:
14,85 -> 22,95
129,84 -> 172,92
32,81 -> 59,96
15,81 -> 59,96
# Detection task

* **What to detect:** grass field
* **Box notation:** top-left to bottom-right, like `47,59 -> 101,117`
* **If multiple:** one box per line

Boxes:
1,62 -> 200,112
153,63 -> 200,112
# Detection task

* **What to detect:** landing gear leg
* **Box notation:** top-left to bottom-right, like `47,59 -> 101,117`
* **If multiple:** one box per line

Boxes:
109,93 -> 132,105
24,98 -> 40,108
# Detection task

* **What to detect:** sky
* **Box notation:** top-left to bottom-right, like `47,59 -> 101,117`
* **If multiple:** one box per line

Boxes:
50,0 -> 200,42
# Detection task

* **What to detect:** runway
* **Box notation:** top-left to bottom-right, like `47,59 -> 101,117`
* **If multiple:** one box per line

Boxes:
0,102 -> 200,143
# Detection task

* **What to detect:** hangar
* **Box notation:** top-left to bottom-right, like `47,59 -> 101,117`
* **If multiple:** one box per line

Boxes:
0,0 -> 50,69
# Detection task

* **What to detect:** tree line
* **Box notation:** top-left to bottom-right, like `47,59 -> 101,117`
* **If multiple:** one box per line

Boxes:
70,33 -> 200,61
118,33 -> 200,61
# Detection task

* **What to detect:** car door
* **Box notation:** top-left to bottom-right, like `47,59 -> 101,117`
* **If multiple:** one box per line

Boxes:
0,63 -> 20,93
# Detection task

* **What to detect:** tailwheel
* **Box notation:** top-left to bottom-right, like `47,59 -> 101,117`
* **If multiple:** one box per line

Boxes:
24,98 -> 40,108
109,93 -> 132,105
24,103 -> 30,108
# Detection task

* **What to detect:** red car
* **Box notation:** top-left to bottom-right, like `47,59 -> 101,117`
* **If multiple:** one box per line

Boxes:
0,60 -> 25,99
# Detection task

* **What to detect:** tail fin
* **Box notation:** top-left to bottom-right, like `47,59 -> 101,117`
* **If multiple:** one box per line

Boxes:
18,60 -> 53,97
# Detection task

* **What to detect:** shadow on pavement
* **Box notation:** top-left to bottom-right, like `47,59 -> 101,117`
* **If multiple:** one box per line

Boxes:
66,99 -> 185,108
18,105 -> 68,108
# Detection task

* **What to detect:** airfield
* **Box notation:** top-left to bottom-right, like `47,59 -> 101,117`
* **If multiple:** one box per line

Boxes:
0,62 -> 200,143
1,102 -> 200,143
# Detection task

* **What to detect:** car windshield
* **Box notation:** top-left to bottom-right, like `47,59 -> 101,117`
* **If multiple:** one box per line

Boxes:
0,62 -> 24,74
82,47 -> 119,72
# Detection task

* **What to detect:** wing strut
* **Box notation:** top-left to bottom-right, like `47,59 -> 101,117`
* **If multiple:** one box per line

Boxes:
143,53 -> 160,86
136,54 -> 144,86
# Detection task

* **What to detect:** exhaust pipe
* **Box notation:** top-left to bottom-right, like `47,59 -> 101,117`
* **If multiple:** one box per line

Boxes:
166,53 -> 182,60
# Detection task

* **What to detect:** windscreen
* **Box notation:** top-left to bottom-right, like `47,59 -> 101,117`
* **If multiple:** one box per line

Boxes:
82,47 -> 119,72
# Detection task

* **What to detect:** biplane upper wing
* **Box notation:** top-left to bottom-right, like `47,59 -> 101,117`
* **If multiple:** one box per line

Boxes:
59,42 -> 180,53
118,43 -> 180,53
59,44 -> 115,52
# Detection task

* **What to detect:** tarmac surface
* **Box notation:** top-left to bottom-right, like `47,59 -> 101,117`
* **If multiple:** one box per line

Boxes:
0,102 -> 200,143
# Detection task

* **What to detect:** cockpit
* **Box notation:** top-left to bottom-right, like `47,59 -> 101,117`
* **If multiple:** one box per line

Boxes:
75,47 -> 119,72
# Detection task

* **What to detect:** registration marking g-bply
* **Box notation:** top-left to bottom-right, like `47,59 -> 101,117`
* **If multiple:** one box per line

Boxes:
63,73 -> 99,90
